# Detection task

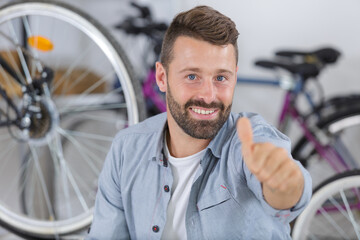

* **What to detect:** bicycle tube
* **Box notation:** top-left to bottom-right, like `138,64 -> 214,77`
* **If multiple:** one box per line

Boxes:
292,106 -> 360,187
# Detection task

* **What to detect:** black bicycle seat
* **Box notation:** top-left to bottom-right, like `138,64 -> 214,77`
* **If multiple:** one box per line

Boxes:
275,47 -> 341,64
255,60 -> 320,79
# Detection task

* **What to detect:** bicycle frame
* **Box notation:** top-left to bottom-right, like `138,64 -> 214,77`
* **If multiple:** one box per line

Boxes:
0,54 -> 24,126
237,76 -> 351,173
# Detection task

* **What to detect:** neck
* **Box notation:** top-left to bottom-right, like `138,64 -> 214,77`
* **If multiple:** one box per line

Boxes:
166,115 -> 211,158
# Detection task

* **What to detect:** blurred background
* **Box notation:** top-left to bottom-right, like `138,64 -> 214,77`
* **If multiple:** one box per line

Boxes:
60,0 -> 360,124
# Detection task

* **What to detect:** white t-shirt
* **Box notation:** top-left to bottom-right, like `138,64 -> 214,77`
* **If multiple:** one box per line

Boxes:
161,137 -> 206,240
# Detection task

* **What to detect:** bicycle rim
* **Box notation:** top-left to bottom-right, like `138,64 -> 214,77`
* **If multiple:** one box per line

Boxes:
292,170 -> 360,240
292,109 -> 360,187
0,0 -> 144,238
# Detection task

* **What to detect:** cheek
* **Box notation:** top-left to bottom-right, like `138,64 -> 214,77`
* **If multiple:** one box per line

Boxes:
174,83 -> 196,99
217,85 -> 235,103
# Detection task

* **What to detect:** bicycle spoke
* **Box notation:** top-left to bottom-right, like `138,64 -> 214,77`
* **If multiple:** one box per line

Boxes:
318,205 -> 350,239
308,234 -> 320,240
49,130 -> 91,213
71,112 -> 126,125
59,102 -> 128,115
59,128 -> 114,142
0,64 -> 19,98
57,127 -> 103,169
25,159 -> 37,217
0,141 -> 18,175
0,133 -> 12,141
56,128 -> 103,168
328,196 -> 358,226
0,31 -> 27,85
62,161 -> 89,213
59,68 -> 94,96
0,142 -> 29,202
58,61 -> 109,97
21,16 -> 44,74
51,45 -> 93,94
46,134 -> 72,218
49,134 -> 98,202
78,137 -> 111,155
3,151 -> 41,215
61,71 -> 115,109
29,145 -> 56,221
340,190 -> 360,238
7,21 -> 32,85
57,88 -> 126,115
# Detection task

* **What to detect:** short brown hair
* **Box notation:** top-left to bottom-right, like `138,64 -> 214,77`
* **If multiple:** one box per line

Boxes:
160,5 -> 239,70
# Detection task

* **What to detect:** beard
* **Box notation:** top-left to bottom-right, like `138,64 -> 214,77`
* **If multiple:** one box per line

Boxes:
167,84 -> 232,139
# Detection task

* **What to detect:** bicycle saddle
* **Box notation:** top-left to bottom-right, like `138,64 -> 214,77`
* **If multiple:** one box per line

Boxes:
255,60 -> 320,80
275,47 -> 341,64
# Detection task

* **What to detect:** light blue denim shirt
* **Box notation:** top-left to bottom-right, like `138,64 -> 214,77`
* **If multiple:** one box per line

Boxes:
87,112 -> 312,240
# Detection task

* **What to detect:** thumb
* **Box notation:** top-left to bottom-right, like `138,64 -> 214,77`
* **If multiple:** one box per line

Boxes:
237,117 -> 254,160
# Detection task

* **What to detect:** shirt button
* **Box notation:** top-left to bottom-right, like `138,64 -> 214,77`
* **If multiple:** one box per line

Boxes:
164,185 -> 170,192
152,225 -> 160,233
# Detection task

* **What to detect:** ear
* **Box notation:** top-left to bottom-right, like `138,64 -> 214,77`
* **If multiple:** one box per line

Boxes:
156,62 -> 167,93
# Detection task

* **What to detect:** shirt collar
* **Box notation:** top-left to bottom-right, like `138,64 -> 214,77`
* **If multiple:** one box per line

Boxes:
207,113 -> 236,158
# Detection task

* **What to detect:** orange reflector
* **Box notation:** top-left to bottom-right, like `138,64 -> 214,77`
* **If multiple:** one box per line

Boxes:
28,36 -> 54,52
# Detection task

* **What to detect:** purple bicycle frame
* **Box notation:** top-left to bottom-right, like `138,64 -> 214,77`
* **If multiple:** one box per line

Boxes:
142,69 -> 166,112
278,92 -> 350,173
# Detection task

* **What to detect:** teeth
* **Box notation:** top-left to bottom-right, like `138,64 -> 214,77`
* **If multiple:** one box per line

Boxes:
192,108 -> 215,115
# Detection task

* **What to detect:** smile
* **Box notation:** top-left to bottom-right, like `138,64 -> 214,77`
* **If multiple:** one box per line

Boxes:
191,107 -> 216,115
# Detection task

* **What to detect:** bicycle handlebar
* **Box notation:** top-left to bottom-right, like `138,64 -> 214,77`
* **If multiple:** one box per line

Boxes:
115,3 -> 168,39
130,2 -> 151,19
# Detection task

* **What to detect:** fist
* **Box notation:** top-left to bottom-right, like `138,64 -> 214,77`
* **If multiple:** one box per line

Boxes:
237,117 -> 303,195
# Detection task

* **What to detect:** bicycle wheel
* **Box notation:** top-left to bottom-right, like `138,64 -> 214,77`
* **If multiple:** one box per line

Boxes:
292,169 -> 360,240
0,0 -> 145,238
292,107 -> 360,187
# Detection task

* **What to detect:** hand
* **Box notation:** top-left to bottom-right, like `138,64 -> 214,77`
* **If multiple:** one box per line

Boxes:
236,117 -> 304,209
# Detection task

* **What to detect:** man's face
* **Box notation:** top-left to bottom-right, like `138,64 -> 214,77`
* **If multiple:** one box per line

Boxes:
158,36 -> 238,139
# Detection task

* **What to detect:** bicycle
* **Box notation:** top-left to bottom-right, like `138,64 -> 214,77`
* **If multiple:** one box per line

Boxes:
114,2 -> 168,116
244,49 -> 360,187
0,0 -> 146,238
291,169 -> 360,239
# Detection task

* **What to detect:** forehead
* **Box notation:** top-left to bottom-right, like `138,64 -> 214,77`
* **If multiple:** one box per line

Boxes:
170,36 -> 237,69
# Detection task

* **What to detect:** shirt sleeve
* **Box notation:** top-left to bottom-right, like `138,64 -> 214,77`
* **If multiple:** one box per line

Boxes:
245,159 -> 312,223
86,141 -> 130,240
242,124 -> 312,223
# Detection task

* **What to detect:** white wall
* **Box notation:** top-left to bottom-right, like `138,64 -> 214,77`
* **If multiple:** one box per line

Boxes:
65,0 -> 360,125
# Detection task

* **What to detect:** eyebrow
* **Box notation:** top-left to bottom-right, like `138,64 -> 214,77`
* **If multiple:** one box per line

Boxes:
178,68 -> 235,75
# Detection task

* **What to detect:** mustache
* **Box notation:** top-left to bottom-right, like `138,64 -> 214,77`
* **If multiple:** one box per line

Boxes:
184,99 -> 225,110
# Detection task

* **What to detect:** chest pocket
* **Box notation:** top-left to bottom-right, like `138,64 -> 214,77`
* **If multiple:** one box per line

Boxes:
197,187 -> 231,211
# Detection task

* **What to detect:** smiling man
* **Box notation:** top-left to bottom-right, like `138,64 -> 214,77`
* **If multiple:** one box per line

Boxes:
87,5 -> 312,240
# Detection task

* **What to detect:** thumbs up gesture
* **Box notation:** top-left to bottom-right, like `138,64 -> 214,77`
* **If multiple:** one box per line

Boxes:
237,117 -> 304,209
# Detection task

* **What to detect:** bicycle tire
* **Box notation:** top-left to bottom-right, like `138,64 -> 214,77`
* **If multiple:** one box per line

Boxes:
292,106 -> 360,187
0,0 -> 145,238
292,169 -> 360,240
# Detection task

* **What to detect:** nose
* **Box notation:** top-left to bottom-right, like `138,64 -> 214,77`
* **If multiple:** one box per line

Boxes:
198,79 -> 216,104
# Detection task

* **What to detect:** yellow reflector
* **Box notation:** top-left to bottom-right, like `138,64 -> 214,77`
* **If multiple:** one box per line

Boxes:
28,36 -> 54,52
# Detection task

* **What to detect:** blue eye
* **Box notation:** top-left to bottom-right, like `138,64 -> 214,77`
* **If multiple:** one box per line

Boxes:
188,74 -> 196,80
216,76 -> 225,81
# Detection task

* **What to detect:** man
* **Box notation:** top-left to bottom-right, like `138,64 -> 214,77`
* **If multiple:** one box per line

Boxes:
87,5 -> 312,240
